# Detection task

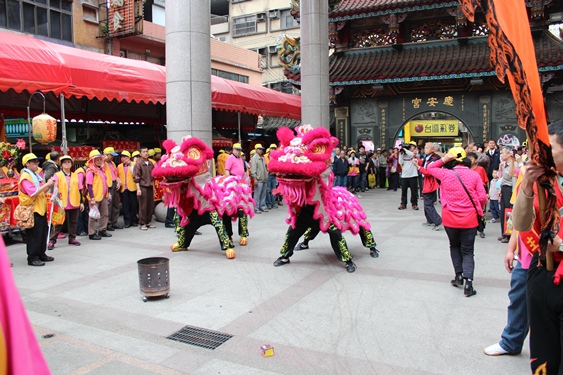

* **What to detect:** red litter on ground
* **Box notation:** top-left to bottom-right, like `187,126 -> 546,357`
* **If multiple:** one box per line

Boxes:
261,344 -> 274,357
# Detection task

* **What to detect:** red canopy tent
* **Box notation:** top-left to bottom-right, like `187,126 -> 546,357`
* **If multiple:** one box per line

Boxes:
0,30 -> 301,119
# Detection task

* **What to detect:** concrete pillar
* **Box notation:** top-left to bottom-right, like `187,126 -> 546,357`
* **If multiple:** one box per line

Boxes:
165,1 -> 211,145
300,0 -> 329,129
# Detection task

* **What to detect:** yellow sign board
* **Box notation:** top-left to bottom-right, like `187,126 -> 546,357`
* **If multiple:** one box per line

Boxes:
410,120 -> 458,137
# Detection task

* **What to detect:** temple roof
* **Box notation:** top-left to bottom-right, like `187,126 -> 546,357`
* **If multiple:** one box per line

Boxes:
330,0 -> 454,19
284,34 -> 563,86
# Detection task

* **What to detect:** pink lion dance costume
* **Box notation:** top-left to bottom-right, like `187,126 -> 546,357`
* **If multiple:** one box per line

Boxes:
152,136 -> 255,258
268,125 -> 379,273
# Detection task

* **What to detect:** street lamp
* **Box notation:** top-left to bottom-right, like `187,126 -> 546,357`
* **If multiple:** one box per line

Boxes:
27,91 -> 57,153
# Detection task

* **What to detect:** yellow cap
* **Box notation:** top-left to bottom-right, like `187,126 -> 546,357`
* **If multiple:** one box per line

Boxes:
148,149 -> 155,157
233,143 -> 242,150
22,153 -> 39,165
103,147 -> 118,156
45,153 -> 51,161
250,149 -> 256,155
219,149 -> 225,154
132,151 -> 140,157
269,143 -> 277,149
448,146 -> 466,162
154,148 -> 162,154
120,150 -> 131,158
60,155 -> 73,162
409,141 -> 417,146
254,143 -> 265,150
89,150 -> 103,159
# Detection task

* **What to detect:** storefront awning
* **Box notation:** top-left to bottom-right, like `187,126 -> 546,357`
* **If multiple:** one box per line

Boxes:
0,30 -> 301,119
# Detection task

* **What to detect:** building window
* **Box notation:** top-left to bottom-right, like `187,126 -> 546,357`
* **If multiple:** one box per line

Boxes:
281,9 -> 297,29
0,0 -> 73,41
233,15 -> 256,37
212,68 -> 249,84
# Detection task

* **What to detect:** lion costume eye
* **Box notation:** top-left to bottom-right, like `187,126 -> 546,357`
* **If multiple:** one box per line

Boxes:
187,147 -> 201,160
310,143 -> 326,154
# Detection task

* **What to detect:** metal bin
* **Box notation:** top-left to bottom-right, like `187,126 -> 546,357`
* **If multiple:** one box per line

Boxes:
137,257 -> 170,302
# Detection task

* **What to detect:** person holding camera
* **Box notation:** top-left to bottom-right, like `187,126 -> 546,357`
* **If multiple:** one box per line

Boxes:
398,142 -> 420,210
420,147 -> 487,296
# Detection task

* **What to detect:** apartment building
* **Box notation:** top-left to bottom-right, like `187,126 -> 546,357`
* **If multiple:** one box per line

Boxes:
211,0 -> 300,93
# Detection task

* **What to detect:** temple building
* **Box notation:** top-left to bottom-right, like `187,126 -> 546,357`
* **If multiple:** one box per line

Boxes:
285,0 -> 563,150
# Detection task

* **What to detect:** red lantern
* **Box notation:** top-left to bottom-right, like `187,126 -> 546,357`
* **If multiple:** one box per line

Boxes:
32,113 -> 57,144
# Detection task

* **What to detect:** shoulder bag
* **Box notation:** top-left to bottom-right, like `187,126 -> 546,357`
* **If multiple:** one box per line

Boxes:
14,204 -> 34,229
454,170 -> 486,232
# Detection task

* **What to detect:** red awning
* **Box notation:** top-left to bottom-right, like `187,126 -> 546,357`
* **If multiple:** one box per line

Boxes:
0,30 -> 300,119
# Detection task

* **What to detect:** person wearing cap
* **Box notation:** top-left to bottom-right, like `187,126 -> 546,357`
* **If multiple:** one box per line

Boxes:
42,150 -> 60,181
48,155 -> 84,249
74,163 -> 89,237
103,147 -> 122,230
134,146 -> 155,230
148,149 -> 156,164
265,143 -> 279,209
414,147 -> 487,297
398,142 -> 420,210
250,143 -> 268,213
224,143 -> 250,245
117,151 -> 138,228
18,153 -> 56,266
153,148 -> 162,162
86,150 -> 112,240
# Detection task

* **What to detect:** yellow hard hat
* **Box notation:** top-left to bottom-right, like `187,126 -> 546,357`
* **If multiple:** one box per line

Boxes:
254,143 -> 265,150
219,149 -> 225,154
45,153 -> 51,161
120,150 -> 131,158
233,143 -> 243,150
154,148 -> 162,154
59,155 -> 73,163
148,149 -> 155,157
22,153 -> 39,165
89,150 -> 103,159
103,147 -> 118,156
250,149 -> 256,155
269,143 -> 277,149
448,146 -> 467,162
409,141 -> 417,146
132,151 -> 140,157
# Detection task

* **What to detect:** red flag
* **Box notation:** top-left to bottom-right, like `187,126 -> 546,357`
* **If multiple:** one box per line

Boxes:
0,236 -> 52,375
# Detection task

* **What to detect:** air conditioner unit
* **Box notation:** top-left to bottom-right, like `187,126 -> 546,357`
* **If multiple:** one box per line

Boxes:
268,45 -> 277,54
256,13 -> 266,22
269,10 -> 280,19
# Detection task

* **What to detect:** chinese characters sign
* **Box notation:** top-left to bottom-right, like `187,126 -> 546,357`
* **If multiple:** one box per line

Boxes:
410,120 -> 458,137
411,96 -> 455,109
108,0 -> 143,37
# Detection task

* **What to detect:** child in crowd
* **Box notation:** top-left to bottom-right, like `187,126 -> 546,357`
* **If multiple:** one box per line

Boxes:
489,169 -> 501,223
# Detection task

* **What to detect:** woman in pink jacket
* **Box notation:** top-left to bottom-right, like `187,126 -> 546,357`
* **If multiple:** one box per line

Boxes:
416,147 -> 487,297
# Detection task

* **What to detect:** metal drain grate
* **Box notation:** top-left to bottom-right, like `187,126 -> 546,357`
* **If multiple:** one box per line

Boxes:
166,325 -> 233,350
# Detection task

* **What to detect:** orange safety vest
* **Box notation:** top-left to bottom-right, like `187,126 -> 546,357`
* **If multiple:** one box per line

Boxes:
18,171 -> 47,216
55,171 -> 81,208
117,163 -> 136,192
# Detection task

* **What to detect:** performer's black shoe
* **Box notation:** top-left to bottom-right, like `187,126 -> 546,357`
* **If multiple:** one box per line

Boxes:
345,261 -> 356,273
464,280 -> 477,297
295,242 -> 309,251
451,273 -> 463,287
369,248 -> 379,258
273,256 -> 290,267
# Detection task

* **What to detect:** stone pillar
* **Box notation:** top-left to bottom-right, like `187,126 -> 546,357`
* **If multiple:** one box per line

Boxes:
165,1 -> 211,145
300,0 -> 329,129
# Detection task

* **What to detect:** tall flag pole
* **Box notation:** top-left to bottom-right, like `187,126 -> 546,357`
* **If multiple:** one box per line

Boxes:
459,0 -> 558,262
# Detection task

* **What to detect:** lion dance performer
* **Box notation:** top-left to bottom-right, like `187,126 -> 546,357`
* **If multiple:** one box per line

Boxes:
152,136 -> 254,258
268,125 -> 379,273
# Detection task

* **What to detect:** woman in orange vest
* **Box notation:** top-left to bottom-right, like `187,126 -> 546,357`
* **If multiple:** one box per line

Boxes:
48,155 -> 84,249
18,153 -> 56,266
117,150 -> 138,228
86,150 -> 112,240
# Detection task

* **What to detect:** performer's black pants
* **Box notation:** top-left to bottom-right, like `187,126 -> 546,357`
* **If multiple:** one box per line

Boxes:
528,252 -> 563,374
280,205 -> 351,262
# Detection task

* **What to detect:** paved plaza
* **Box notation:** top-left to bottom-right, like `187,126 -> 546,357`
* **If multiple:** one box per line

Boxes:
7,188 -> 529,374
